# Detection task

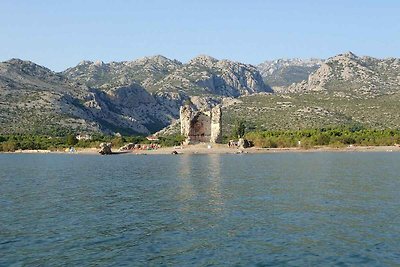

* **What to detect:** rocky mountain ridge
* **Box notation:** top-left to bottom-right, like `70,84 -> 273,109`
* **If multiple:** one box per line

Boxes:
63,55 -> 272,96
286,52 -> 400,96
0,55 -> 271,135
257,58 -> 322,89
1,52 -> 399,136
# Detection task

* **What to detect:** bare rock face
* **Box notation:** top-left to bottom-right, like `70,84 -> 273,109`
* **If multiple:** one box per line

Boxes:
258,58 -> 322,88
187,55 -> 273,97
99,143 -> 112,155
180,104 -> 222,144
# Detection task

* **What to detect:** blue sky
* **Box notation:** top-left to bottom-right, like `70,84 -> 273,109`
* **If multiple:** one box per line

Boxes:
1,0 -> 399,71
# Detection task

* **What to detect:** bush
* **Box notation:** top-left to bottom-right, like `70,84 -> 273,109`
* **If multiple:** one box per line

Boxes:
314,134 -> 331,146
244,127 -> 400,148
66,134 -> 78,146
159,134 -> 185,147
2,141 -> 16,152
299,139 -> 314,149
111,136 -> 125,148
231,120 -> 246,138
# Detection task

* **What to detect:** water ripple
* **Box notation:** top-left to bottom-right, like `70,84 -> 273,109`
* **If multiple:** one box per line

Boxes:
1,153 -> 400,265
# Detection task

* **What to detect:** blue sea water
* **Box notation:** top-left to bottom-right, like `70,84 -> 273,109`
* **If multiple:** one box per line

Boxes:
1,152 -> 400,266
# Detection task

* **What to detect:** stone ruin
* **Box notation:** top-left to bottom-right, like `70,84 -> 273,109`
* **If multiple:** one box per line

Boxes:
180,105 -> 222,144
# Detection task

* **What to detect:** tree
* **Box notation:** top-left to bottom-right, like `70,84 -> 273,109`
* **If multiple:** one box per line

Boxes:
111,136 -> 125,148
183,99 -> 192,106
66,134 -> 78,146
232,120 -> 246,138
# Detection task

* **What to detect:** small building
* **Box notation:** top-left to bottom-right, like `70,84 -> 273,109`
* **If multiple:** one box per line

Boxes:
146,135 -> 159,142
76,134 -> 92,141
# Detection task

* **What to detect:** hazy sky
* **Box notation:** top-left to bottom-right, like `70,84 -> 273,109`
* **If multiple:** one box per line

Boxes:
1,0 -> 399,71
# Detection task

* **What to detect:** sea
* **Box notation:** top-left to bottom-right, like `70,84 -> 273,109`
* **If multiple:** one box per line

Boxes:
1,152 -> 400,266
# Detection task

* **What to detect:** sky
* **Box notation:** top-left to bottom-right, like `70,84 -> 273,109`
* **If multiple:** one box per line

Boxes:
1,0 -> 399,71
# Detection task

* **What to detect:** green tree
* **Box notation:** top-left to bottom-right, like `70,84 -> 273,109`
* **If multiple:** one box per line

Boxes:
183,99 -> 192,106
232,120 -> 246,138
111,136 -> 125,148
66,134 -> 78,146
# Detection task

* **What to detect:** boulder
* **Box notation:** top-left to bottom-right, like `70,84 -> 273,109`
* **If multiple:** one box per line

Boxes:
119,143 -> 135,151
99,143 -> 112,155
238,138 -> 252,149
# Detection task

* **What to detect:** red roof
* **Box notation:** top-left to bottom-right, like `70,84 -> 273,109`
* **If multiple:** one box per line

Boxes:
146,135 -> 159,141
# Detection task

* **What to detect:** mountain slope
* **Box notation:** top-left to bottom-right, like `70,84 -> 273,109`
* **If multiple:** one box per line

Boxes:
62,55 -> 182,90
222,91 -> 400,133
222,53 -> 400,133
287,52 -> 400,96
0,59 -> 98,134
1,55 -> 271,135
152,55 -> 272,97
63,55 -> 272,97
0,59 -> 180,135
1,53 -> 399,136
258,58 -> 322,89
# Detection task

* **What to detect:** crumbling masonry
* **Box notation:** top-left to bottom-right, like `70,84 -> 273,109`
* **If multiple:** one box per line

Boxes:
180,105 -> 222,144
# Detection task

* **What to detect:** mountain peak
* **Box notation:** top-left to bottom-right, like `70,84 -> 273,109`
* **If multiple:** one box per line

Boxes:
2,58 -> 54,75
335,51 -> 358,60
93,60 -> 104,67
136,55 -> 169,62
77,60 -> 94,66
5,58 -> 39,66
343,51 -> 357,57
189,55 -> 218,66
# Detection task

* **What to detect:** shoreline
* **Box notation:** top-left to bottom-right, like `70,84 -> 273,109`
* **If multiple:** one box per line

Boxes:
2,144 -> 400,155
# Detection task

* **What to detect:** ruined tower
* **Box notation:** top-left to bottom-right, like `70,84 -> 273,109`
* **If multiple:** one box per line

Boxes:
180,105 -> 222,144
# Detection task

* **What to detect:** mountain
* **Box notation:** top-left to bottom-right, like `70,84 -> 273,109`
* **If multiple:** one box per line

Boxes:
258,58 -> 322,90
1,52 -> 399,137
0,58 -> 183,135
63,55 -> 272,97
223,52 -> 400,132
0,59 -> 98,134
0,56 -> 270,135
287,52 -> 400,96
62,55 -> 182,90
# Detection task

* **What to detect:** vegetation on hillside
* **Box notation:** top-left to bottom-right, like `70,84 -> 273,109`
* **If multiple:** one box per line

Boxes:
244,127 -> 400,149
223,92 -> 400,133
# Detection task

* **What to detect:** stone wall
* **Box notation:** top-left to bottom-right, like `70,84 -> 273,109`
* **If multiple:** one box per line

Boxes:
180,105 -> 222,144
210,106 -> 222,143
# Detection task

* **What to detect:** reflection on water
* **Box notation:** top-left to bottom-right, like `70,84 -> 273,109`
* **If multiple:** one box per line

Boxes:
206,154 -> 223,213
177,154 -> 224,215
1,152 -> 400,266
176,154 -> 195,203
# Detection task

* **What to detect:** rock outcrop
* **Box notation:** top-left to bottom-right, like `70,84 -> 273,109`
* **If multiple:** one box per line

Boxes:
99,143 -> 112,155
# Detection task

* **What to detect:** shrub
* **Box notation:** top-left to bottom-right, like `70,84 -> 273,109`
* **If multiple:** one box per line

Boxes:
2,141 -> 16,152
159,134 -> 185,147
66,134 -> 78,146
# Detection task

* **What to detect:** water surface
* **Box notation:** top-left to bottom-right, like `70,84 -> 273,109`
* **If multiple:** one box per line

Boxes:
1,152 -> 400,266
